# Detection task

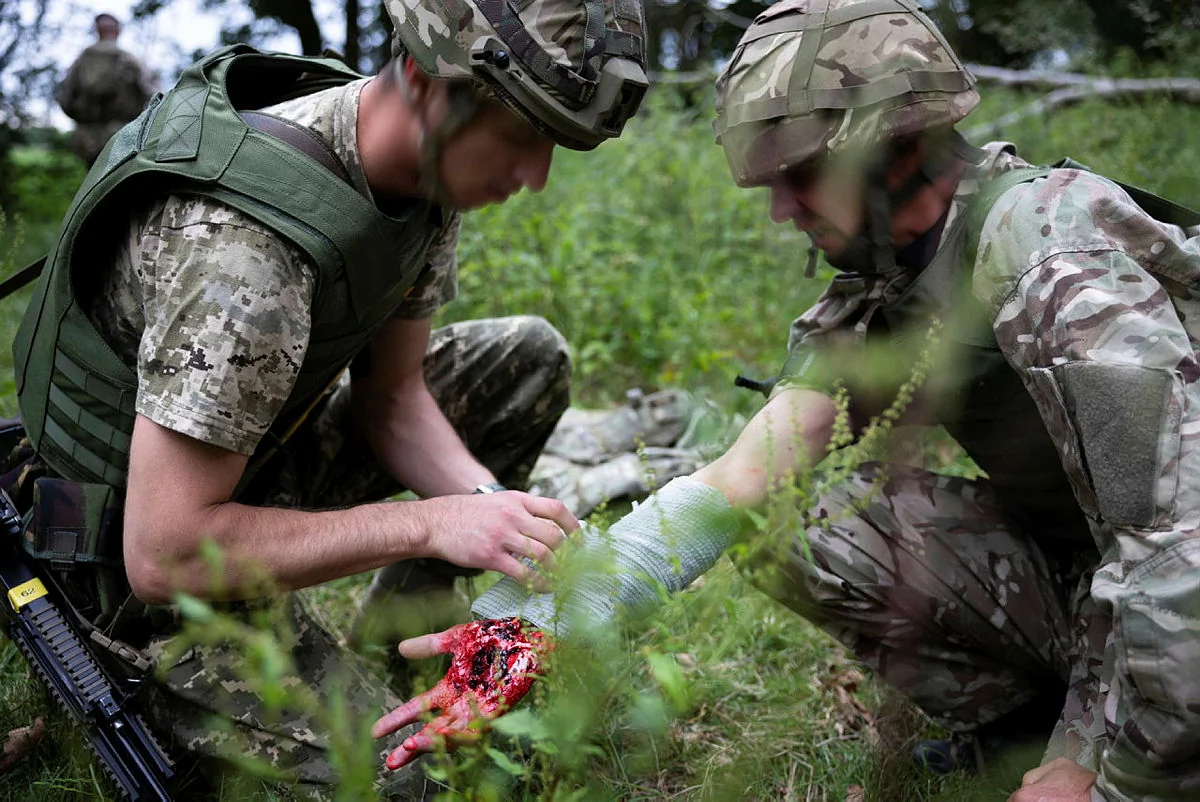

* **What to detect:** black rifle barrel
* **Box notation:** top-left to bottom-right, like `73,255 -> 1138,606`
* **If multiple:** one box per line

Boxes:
0,490 -> 174,800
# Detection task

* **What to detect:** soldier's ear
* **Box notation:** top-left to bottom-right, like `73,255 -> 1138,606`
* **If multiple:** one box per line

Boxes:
883,138 -> 926,192
401,57 -> 432,106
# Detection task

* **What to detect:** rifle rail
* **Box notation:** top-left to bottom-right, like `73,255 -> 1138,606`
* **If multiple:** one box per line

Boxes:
1,490 -> 174,800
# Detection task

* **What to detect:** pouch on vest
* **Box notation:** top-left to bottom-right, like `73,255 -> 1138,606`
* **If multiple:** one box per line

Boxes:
19,477 -> 143,635
22,477 -> 122,570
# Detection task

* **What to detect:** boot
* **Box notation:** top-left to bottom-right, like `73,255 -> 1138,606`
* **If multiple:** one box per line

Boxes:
912,686 -> 1065,775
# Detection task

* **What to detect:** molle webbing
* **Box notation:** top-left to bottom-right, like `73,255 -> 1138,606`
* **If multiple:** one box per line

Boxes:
40,353 -> 136,487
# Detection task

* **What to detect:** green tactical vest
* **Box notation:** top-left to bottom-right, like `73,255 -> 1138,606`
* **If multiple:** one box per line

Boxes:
878,159 -> 1200,544
13,45 -> 444,491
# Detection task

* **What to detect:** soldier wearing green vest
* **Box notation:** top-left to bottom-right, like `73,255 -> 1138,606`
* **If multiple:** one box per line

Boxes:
9,0 -> 647,796
378,1 -> 1200,800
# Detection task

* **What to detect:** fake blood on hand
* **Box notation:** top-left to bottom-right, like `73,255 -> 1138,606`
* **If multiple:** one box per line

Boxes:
414,618 -> 546,740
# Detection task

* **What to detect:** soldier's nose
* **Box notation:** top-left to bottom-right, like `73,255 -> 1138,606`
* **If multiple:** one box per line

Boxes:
769,184 -> 803,225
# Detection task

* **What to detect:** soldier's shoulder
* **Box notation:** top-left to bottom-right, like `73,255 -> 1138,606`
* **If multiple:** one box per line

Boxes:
982,168 -> 1131,256
262,79 -> 367,186
150,194 -> 311,269
113,45 -> 147,66
156,194 -> 276,234
971,164 -> 1130,308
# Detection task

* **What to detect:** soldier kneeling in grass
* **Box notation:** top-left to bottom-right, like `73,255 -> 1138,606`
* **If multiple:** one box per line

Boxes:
375,2 -> 1200,800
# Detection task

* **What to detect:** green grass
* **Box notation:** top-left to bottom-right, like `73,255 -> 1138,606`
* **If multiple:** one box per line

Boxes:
2,85 -> 1198,800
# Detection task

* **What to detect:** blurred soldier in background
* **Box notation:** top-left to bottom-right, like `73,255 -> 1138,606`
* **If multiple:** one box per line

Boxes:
57,13 -> 156,166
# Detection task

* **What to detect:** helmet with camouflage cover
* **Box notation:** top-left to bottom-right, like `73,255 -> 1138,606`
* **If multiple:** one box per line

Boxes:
713,0 -> 979,188
386,0 -> 649,152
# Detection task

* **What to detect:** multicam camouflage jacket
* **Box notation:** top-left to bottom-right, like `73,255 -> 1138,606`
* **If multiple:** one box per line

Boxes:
782,142 -> 1200,800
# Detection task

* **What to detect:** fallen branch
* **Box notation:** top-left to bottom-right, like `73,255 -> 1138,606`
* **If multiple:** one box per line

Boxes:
966,63 -> 1200,98
647,64 -> 1200,138
964,64 -> 1200,137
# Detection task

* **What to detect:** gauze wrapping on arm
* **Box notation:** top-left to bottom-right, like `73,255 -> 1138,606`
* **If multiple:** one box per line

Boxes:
471,476 -> 741,637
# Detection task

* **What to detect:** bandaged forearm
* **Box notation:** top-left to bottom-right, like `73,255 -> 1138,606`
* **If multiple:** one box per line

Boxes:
471,476 -> 741,638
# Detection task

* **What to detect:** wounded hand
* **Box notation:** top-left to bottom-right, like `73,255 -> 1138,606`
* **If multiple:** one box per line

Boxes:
371,618 -> 549,770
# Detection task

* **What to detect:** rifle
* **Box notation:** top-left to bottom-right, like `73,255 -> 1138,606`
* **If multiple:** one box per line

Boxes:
0,488 -> 175,800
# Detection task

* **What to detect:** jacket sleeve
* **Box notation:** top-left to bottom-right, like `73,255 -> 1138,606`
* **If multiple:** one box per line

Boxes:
976,171 -> 1200,800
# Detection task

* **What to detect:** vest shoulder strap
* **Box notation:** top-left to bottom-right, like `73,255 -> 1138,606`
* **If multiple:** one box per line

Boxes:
964,157 -> 1200,270
962,166 -> 1051,272
239,111 -> 351,184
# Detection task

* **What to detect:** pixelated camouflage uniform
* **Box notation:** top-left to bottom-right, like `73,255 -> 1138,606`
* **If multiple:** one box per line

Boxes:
27,76 -> 569,798
758,139 -> 1200,800
57,40 -> 155,166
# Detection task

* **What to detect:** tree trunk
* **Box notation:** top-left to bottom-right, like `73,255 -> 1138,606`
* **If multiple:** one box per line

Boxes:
251,0 -> 324,55
344,0 -> 361,71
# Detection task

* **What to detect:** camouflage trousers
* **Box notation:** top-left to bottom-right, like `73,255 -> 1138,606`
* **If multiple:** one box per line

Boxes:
747,463 -> 1107,762
140,315 -> 571,798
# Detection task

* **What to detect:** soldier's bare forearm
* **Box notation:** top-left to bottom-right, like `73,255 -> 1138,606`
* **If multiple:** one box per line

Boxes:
123,416 -> 571,601
694,387 -> 836,509
124,496 -> 434,603
121,415 -> 441,602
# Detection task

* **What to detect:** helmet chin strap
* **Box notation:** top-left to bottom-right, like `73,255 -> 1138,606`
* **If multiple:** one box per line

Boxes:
817,130 -> 967,276
397,60 -> 481,210
821,154 -> 894,276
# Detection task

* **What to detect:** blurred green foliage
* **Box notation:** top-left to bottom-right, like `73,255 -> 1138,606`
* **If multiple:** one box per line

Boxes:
442,94 -> 816,414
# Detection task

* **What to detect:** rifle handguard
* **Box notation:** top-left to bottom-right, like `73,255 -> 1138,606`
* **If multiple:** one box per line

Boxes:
0,490 -> 174,800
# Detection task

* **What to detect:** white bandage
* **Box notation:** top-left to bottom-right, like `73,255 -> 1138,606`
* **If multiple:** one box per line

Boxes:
471,476 -> 740,637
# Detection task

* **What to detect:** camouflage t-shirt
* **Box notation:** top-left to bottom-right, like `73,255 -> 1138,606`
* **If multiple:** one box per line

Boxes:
88,78 -> 461,455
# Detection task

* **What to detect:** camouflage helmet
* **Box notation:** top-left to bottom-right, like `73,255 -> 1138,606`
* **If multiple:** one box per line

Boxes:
713,0 -> 979,186
386,0 -> 649,150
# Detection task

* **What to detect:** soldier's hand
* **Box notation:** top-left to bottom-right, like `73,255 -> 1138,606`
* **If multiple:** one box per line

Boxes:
371,618 -> 550,769
1007,758 -> 1097,802
421,492 -> 575,590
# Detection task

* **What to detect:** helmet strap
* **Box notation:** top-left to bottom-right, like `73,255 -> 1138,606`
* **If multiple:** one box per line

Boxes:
398,60 -> 482,209
823,131 -> 966,276
865,166 -> 898,276
822,153 -> 894,276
